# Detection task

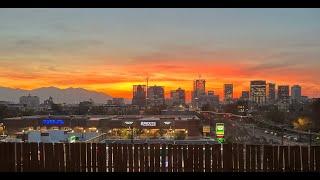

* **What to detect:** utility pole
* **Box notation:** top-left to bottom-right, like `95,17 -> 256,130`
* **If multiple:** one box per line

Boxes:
145,75 -> 149,109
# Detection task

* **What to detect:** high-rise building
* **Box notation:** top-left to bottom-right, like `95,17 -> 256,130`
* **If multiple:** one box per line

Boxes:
277,85 -> 290,112
224,84 -> 233,103
278,85 -> 290,102
268,83 -> 276,103
132,85 -> 146,108
19,94 -> 40,109
147,85 -> 165,107
191,79 -> 206,108
240,91 -> 249,101
250,80 -> 267,105
291,85 -> 302,101
170,88 -> 186,106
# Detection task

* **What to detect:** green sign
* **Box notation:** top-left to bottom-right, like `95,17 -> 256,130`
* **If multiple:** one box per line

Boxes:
68,135 -> 76,143
216,123 -> 224,135
216,123 -> 225,143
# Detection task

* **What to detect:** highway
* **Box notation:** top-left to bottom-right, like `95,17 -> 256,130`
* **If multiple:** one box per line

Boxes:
198,110 -> 313,145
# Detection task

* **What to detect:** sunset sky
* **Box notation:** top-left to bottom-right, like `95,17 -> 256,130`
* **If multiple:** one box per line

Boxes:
0,9 -> 320,101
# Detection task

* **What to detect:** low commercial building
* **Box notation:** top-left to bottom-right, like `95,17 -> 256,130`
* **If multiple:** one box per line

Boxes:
1,114 -> 202,139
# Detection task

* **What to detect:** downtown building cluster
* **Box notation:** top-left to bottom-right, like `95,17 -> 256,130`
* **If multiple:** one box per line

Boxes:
132,79 -> 306,112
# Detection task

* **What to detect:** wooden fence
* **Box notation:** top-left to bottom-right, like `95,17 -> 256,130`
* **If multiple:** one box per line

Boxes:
0,142 -> 319,172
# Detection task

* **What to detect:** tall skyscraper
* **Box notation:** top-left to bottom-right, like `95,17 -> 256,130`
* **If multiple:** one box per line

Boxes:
132,85 -> 146,108
170,87 -> 186,106
291,85 -> 302,100
278,85 -> 290,102
277,85 -> 290,112
191,79 -> 206,108
147,85 -> 165,107
19,94 -> 40,109
268,83 -> 276,103
224,84 -> 233,103
250,80 -> 267,105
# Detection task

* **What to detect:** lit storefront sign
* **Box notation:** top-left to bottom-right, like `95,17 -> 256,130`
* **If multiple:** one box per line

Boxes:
202,126 -> 210,133
42,119 -> 64,125
216,123 -> 225,143
140,122 -> 156,127
124,121 -> 134,125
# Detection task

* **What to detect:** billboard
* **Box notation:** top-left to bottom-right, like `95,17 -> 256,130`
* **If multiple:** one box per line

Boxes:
42,119 -> 64,125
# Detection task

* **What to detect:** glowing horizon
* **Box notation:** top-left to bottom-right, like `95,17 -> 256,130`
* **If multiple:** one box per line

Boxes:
0,9 -> 320,101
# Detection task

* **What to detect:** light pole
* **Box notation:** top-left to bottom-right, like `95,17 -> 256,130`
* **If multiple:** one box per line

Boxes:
125,121 -> 134,143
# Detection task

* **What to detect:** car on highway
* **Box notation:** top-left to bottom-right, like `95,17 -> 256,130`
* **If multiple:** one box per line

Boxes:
264,130 -> 269,134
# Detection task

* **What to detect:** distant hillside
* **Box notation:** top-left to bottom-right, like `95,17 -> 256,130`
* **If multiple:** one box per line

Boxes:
0,86 -> 112,104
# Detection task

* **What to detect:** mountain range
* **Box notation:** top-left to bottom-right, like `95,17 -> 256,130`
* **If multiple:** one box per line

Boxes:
0,86 -> 114,104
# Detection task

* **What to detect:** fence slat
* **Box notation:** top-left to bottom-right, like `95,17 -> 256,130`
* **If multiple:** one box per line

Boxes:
107,143 -> 112,172
52,143 -> 59,171
57,143 -> 65,172
251,145 -> 256,172
187,145 -> 194,172
182,145 -> 188,172
74,143 -> 81,172
168,144 -> 173,172
30,142 -> 39,171
172,144 -> 178,172
65,143 -> 71,172
128,144 -> 133,172
204,144 -> 211,172
256,145 -> 261,172
273,146 -> 279,172
44,143 -> 54,172
232,144 -> 238,172
155,144 -> 161,172
199,144 -> 204,172
177,145 -> 183,172
144,143 -> 149,172
139,144 -> 144,172
150,144 -> 155,172
97,143 -> 106,172
7,142 -> 16,172
161,144 -> 166,172
223,144 -> 232,172
294,146 -> 301,171
87,143 -> 92,172
16,143 -> 22,172
246,144 -> 250,171
301,146 -> 309,171
92,143 -> 97,172
122,144 -> 128,172
315,146 -> 320,171
263,145 -> 273,172
310,146 -> 315,171
22,143 -> 31,172
238,144 -> 244,172
80,143 -> 86,172
134,144 -> 139,172
0,143 -> 4,172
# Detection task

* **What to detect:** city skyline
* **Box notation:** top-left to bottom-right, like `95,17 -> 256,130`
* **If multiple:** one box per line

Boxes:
0,9 -> 320,100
